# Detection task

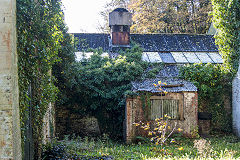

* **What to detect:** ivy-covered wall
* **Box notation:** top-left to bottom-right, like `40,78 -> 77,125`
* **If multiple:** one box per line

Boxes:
16,0 -> 75,159
180,64 -> 232,132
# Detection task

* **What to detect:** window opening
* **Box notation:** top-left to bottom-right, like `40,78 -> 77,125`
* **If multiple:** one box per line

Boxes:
150,99 -> 179,120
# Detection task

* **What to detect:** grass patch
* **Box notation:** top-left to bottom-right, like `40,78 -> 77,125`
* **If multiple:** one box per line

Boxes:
44,134 -> 240,159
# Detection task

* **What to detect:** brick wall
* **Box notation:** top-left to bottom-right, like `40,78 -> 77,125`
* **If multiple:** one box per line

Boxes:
0,0 -> 22,159
125,92 -> 198,143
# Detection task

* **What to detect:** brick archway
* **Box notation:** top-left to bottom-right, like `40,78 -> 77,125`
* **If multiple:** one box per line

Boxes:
0,0 -> 22,159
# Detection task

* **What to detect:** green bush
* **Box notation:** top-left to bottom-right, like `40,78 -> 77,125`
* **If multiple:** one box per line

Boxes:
180,63 -> 232,132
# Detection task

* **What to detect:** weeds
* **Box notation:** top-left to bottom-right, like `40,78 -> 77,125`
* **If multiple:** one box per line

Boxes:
42,135 -> 240,159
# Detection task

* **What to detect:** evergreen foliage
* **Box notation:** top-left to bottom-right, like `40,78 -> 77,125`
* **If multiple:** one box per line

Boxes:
211,0 -> 240,73
180,64 -> 232,132
60,45 -> 155,139
17,0 -> 74,158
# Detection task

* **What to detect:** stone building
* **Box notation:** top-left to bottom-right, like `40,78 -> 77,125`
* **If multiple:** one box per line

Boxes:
57,8 -> 223,141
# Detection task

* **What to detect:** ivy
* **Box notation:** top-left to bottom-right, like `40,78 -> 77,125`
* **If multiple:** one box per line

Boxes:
180,63 -> 232,132
211,0 -> 240,73
140,92 -> 152,119
179,0 -> 240,133
16,0 -> 72,159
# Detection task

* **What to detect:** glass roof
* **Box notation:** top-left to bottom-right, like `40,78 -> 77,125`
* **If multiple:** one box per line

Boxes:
142,52 -> 223,64
75,51 -> 223,64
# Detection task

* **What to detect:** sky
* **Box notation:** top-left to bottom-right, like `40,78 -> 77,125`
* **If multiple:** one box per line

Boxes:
61,0 -> 111,33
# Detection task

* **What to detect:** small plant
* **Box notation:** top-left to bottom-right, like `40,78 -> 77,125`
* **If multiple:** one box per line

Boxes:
134,115 -> 181,146
190,126 -> 200,138
42,141 -> 68,160
135,81 -> 182,146
153,81 -> 168,95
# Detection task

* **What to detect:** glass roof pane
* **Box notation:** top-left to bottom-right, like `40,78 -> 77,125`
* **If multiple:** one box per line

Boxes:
171,52 -> 189,63
142,52 -> 150,62
159,52 -> 176,63
75,52 -> 94,61
183,52 -> 201,63
208,52 -> 223,63
195,52 -> 214,63
146,52 -> 162,63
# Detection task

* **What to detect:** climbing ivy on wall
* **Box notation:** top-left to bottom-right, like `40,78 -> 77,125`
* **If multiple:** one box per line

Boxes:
180,64 -> 232,132
211,0 -> 240,73
180,0 -> 240,133
16,0 -> 73,159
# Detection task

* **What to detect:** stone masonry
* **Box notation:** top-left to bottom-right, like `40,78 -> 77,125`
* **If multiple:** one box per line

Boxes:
233,63 -> 240,137
0,0 -> 22,159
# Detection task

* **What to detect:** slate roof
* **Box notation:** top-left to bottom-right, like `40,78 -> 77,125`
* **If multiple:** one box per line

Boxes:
132,78 -> 197,93
132,65 -> 197,93
74,33 -> 218,93
74,33 -> 218,52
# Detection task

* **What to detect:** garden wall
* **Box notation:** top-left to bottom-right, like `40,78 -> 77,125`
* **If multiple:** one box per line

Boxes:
56,106 -> 100,139
42,103 -> 56,144
233,65 -> 240,137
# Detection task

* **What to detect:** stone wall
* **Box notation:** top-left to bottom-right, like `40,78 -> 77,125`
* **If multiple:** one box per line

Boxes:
125,92 -> 198,143
198,120 -> 211,135
233,64 -> 240,137
0,0 -> 22,159
42,103 -> 55,144
56,106 -> 100,139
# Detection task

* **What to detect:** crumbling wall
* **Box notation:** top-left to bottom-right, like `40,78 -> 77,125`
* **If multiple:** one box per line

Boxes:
56,106 -> 100,139
42,103 -> 55,144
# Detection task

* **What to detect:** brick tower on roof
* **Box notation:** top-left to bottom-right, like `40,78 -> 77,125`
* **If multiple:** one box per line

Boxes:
109,8 -> 132,46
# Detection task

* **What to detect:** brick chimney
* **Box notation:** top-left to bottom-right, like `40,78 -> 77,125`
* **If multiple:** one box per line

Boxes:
109,8 -> 132,46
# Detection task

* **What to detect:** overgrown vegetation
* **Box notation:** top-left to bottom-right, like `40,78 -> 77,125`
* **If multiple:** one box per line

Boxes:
212,0 -> 240,73
43,134 -> 240,159
179,0 -> 240,132
58,45 -> 162,139
17,0 -> 74,159
180,63 -> 232,132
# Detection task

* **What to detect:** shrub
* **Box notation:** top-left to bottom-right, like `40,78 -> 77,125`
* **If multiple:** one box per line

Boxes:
134,115 -> 182,146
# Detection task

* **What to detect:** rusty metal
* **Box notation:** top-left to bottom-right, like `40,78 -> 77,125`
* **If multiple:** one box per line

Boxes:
112,32 -> 130,45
